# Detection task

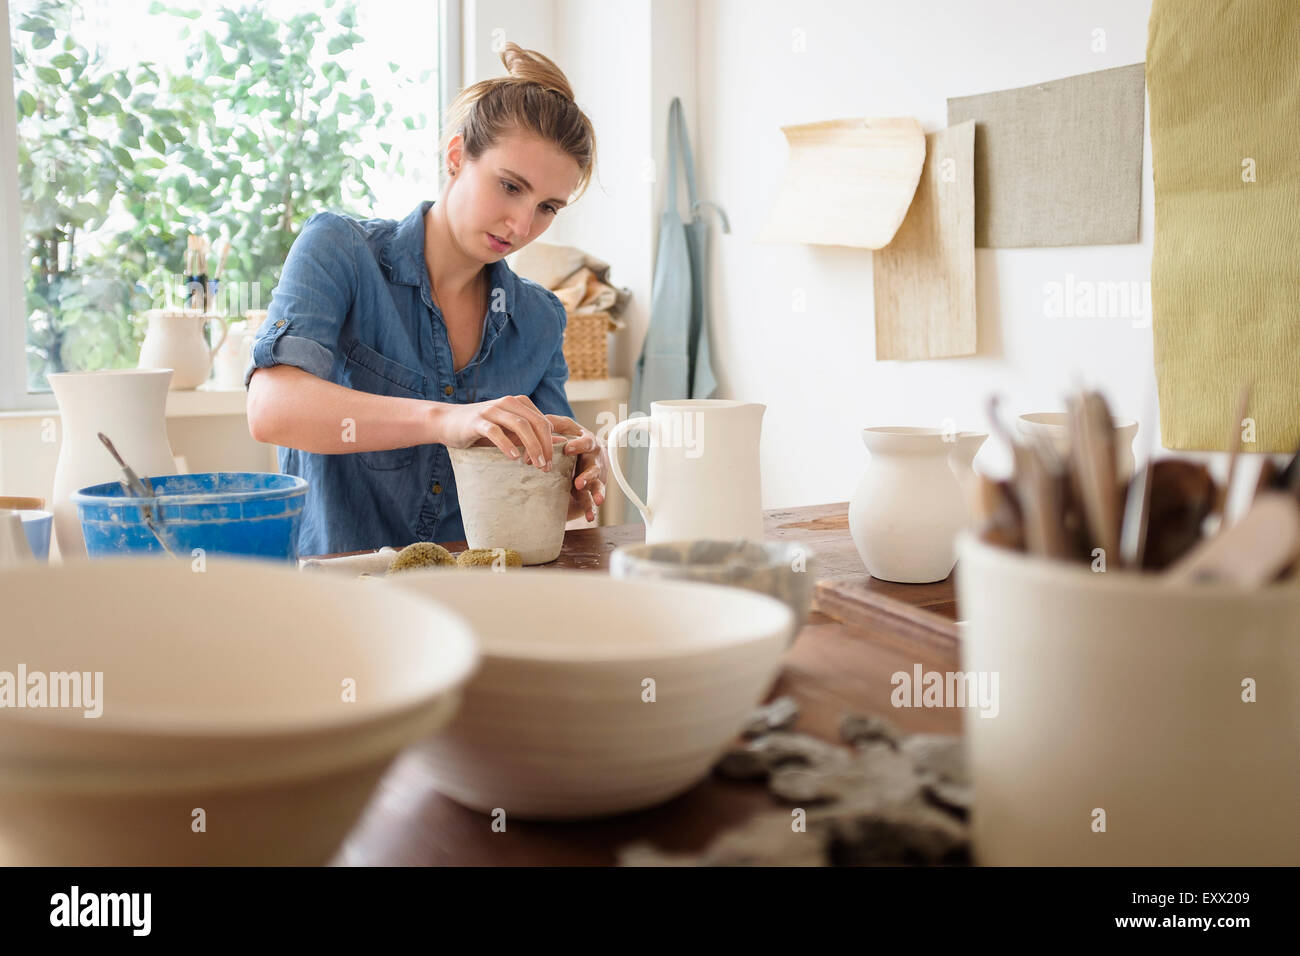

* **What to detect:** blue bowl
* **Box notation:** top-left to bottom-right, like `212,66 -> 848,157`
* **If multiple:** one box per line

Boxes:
72,473 -> 309,565
17,510 -> 53,562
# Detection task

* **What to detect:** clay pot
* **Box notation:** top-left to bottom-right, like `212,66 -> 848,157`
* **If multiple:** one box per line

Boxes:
447,442 -> 577,565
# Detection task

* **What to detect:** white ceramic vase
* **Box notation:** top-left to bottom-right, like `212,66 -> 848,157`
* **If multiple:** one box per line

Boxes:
49,369 -> 178,561
848,427 -> 987,584
138,309 -> 228,389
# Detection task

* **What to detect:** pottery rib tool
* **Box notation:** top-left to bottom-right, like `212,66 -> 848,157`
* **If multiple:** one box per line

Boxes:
97,432 -> 179,560
1140,460 -> 1217,571
989,396 -> 1069,559
970,474 -> 1025,551
1068,391 -> 1121,563
1211,382 -> 1253,528
1120,379 -> 1159,569
1166,491 -> 1300,586
1272,438 -> 1300,499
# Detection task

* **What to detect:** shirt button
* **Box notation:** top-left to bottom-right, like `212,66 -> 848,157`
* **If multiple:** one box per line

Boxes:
443,384 -> 454,396
274,319 -> 285,328
431,482 -> 443,494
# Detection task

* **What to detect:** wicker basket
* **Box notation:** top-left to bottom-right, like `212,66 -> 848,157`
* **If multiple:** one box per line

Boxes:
562,311 -> 619,380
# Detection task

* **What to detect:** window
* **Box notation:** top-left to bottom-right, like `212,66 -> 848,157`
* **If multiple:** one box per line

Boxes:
2,0 -> 446,405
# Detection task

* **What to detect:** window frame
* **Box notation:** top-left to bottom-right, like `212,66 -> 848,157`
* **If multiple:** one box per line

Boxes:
0,0 -> 461,412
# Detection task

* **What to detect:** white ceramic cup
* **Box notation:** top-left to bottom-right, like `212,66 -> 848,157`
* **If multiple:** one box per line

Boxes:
1017,412 -> 1139,482
956,532 -> 1300,865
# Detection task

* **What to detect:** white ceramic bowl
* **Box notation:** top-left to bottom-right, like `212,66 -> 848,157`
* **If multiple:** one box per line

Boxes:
381,569 -> 792,819
609,539 -> 814,640
957,533 -> 1300,865
0,558 -> 478,865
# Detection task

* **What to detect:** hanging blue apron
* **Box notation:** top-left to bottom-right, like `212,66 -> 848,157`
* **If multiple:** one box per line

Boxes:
625,97 -> 730,516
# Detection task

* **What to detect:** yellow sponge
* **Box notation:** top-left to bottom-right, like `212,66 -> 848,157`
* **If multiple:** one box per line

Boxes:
387,542 -> 456,574
455,548 -> 523,568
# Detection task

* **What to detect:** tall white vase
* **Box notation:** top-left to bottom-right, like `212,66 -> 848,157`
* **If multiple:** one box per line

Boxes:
49,369 -> 178,561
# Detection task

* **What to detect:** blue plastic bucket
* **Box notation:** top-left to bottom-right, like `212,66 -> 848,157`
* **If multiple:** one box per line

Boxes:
72,473 -> 309,564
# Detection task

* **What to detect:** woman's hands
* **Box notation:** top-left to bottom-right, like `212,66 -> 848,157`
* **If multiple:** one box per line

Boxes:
546,414 -> 608,523
433,398 -> 607,522
436,394 -> 559,470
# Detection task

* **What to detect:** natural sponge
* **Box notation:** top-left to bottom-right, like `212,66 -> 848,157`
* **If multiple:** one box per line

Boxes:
455,548 -> 523,569
387,542 -> 456,574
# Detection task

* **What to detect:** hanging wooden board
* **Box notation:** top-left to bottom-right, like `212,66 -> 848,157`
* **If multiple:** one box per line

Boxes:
758,117 -> 925,249
872,121 -> 976,361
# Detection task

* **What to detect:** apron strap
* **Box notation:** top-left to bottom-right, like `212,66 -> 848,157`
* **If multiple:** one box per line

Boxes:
667,97 -> 700,215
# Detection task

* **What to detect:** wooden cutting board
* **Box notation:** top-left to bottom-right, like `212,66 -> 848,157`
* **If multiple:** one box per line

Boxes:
813,571 -> 961,653
759,117 -> 926,249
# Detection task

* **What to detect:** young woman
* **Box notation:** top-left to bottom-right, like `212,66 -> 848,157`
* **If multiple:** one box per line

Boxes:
245,44 -> 607,557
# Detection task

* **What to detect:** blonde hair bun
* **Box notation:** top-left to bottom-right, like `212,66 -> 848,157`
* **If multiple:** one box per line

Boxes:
500,42 -> 575,102
439,42 -> 598,201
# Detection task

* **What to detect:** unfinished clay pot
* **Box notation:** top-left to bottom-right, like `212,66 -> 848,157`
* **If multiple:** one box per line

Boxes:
447,441 -> 577,565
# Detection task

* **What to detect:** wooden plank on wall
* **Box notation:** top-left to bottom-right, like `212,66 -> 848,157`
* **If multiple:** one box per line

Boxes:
872,120 -> 976,361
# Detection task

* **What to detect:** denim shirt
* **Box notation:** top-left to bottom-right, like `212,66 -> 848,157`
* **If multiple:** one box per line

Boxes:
244,200 -> 575,557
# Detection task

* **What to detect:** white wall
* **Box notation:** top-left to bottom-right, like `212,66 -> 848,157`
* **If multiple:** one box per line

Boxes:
544,0 -> 696,387
695,0 -> 1197,508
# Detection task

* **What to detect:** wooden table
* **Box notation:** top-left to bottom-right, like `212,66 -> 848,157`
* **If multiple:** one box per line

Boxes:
332,501 -> 963,866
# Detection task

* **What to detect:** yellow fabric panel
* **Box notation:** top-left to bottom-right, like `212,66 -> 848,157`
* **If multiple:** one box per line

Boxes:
1147,0 -> 1300,452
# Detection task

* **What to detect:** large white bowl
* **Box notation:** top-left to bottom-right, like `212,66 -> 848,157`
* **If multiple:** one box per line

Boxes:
381,569 -> 793,819
957,533 -> 1300,865
0,558 -> 479,865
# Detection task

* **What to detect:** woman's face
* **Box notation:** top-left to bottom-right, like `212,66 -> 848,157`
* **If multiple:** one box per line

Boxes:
445,130 -> 582,262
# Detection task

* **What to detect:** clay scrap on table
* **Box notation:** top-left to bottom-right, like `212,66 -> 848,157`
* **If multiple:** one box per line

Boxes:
619,699 -> 972,867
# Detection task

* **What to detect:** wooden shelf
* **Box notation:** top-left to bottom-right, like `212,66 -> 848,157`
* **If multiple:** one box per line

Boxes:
165,384 -> 249,417
565,377 -> 629,404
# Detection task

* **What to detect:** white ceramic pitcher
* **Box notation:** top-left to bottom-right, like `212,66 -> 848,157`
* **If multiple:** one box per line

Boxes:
848,427 -> 988,584
605,400 -> 766,544
139,309 -> 228,389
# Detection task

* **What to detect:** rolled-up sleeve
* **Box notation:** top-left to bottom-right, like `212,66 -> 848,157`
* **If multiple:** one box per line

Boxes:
529,294 -> 576,419
244,213 -> 357,388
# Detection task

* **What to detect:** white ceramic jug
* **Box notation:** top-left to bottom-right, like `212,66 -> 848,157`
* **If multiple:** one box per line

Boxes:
848,427 -> 988,584
606,400 -> 766,544
49,369 -> 178,561
139,309 -> 228,389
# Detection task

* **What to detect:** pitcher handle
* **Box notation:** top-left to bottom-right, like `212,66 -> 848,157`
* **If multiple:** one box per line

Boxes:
206,314 -> 229,361
604,416 -> 653,526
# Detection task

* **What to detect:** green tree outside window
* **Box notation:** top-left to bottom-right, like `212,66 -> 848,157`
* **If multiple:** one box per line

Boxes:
12,0 -> 430,390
